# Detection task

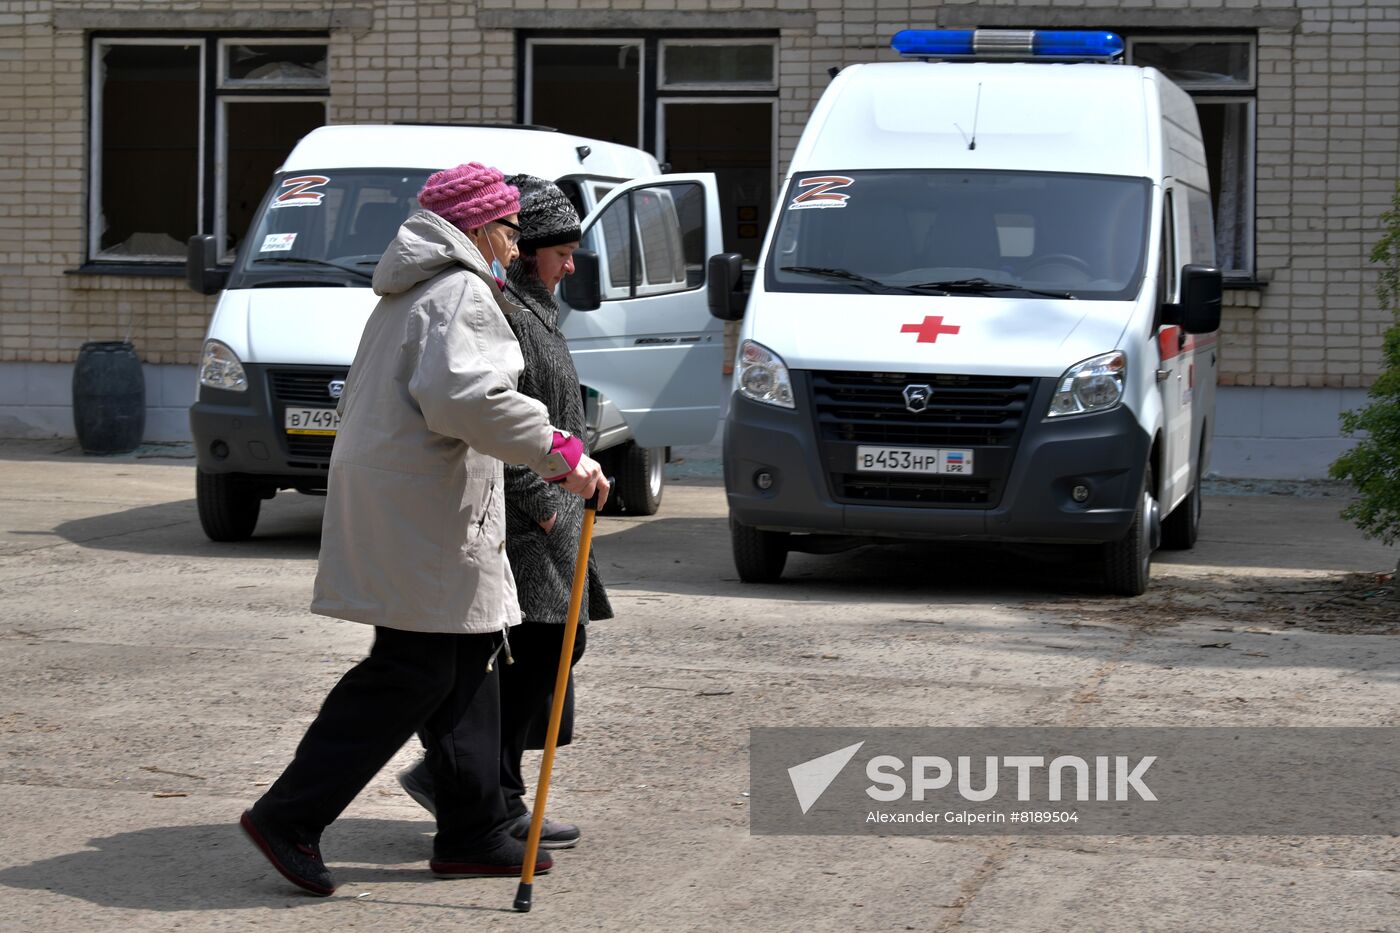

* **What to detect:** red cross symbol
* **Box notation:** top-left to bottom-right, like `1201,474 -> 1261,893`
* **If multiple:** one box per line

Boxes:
900,315 -> 960,344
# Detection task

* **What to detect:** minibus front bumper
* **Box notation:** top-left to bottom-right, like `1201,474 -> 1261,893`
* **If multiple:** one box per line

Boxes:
189,363 -> 345,488
723,375 -> 1150,545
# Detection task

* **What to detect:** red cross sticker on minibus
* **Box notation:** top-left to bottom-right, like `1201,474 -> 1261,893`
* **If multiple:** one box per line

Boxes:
900,315 -> 961,344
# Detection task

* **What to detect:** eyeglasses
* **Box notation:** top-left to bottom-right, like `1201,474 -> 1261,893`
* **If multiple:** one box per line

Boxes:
493,218 -> 521,245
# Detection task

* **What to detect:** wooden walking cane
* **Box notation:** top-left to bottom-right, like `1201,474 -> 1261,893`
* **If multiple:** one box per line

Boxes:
513,484 -> 601,912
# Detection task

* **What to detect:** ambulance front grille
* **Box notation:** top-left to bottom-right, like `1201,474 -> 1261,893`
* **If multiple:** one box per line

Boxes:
809,371 -> 1037,507
267,367 -> 347,461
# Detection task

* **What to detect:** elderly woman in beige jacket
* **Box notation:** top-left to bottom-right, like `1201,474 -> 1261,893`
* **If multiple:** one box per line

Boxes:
239,163 -> 607,897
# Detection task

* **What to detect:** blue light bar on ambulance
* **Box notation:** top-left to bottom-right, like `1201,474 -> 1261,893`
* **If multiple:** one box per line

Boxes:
891,29 -> 1124,62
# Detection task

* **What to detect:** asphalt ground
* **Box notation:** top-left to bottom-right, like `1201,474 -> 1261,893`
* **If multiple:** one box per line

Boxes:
0,439 -> 1396,932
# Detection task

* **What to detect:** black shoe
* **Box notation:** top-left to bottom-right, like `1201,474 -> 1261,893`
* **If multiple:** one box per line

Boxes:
398,761 -> 436,818
240,809 -> 336,897
430,834 -> 554,879
509,811 -> 581,850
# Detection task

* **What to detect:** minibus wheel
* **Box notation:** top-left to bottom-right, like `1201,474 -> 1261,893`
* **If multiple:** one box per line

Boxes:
1103,462 -> 1158,596
196,468 -> 262,542
614,442 -> 664,516
731,517 -> 788,583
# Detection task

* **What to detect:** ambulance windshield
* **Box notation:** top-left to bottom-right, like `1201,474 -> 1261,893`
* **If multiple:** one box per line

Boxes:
230,170 -> 430,288
766,170 -> 1151,302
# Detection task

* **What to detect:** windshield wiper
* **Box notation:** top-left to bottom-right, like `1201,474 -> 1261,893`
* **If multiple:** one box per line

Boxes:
250,256 -> 374,282
910,278 -> 1076,300
780,265 -> 947,295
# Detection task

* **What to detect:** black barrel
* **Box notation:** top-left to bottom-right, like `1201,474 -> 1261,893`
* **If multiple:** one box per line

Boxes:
72,341 -> 145,454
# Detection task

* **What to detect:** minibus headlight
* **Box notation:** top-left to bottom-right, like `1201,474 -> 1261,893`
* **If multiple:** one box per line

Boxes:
1047,351 -> 1125,418
198,340 -> 248,392
737,339 -> 795,409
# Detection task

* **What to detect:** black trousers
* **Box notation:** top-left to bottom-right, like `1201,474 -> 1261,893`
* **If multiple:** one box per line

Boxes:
499,623 -> 587,819
252,626 -> 508,857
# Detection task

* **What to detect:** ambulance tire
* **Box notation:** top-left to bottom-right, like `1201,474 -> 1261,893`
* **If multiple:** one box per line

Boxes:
612,442 -> 664,516
731,518 -> 788,583
196,469 -> 262,542
1160,447 -> 1202,550
1103,462 -> 1158,597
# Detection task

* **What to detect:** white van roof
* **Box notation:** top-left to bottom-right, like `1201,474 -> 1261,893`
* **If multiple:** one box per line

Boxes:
790,62 -> 1194,181
279,124 -> 660,181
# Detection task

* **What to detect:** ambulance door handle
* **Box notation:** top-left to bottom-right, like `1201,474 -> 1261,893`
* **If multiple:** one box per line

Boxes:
1155,369 -> 1169,383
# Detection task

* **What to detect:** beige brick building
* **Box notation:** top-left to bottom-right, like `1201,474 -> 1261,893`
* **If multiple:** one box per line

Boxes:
1,0 -> 1397,476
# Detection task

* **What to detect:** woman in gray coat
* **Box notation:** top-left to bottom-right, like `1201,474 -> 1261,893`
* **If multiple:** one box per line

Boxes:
239,163 -> 608,897
398,176 -> 610,851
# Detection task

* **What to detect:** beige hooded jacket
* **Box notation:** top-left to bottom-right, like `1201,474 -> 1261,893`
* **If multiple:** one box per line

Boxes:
310,209 -> 565,633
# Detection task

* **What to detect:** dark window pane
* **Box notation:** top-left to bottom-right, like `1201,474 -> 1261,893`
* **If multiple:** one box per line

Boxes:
98,43 -> 199,257
225,101 -> 326,254
1132,41 -> 1251,88
530,44 -> 640,147
663,43 -> 774,86
1196,101 -> 1252,273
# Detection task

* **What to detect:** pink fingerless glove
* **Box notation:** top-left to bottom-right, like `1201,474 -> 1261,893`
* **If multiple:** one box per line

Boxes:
541,431 -> 584,481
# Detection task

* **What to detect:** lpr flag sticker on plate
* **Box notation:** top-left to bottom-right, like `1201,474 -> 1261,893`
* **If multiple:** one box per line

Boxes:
900,315 -> 960,344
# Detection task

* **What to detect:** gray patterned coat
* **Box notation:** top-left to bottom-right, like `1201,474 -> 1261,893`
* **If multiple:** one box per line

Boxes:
501,265 -> 613,625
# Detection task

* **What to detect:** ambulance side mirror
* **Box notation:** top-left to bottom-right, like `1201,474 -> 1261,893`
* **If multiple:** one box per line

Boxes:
186,235 -> 228,295
707,252 -> 746,321
561,249 -> 601,312
1175,264 -> 1222,334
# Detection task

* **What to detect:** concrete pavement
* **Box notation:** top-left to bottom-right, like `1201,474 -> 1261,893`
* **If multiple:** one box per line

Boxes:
0,439 -> 1396,932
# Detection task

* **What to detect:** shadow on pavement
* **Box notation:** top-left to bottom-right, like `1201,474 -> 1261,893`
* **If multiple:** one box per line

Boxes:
0,818 -> 511,913
50,496 -> 324,558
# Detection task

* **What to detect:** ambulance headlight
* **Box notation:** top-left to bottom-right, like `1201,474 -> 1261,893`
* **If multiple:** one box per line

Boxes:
1047,351 -> 1125,418
198,339 -> 248,392
737,339 -> 795,409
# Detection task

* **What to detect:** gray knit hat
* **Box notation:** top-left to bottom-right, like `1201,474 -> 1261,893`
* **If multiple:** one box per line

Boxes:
506,174 -> 581,252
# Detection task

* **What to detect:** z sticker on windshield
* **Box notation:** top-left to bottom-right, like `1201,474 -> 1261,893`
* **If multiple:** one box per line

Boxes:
269,175 -> 331,208
260,233 -> 297,252
789,176 -> 855,211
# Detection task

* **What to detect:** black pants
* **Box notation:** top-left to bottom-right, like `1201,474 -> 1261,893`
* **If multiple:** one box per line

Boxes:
499,623 -> 587,819
252,626 -> 508,857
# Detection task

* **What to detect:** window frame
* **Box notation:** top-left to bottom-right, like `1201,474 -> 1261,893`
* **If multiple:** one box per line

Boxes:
88,37 -> 206,263
1126,33 -> 1257,281
86,31 -> 328,268
215,94 -> 329,258
1126,34 -> 1256,92
216,37 -> 330,90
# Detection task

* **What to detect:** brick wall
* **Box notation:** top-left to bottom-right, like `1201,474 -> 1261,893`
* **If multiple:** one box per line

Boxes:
1,0 -> 1397,389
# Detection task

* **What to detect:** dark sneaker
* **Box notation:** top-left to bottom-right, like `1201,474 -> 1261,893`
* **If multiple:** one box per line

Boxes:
509,811 -> 581,850
430,835 -> 554,878
239,809 -> 336,897
397,761 -> 436,818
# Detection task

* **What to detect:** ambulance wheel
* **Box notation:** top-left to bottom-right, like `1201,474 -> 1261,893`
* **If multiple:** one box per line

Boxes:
615,442 -> 664,516
196,469 -> 262,542
1161,447 -> 1203,550
731,518 -> 788,583
1103,462 -> 1159,597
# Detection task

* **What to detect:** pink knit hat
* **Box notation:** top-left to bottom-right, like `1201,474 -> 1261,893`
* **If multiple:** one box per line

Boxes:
417,162 -> 521,232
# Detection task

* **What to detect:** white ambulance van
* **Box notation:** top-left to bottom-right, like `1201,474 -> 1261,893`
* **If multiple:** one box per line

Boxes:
715,30 -> 1222,595
187,124 -> 737,540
